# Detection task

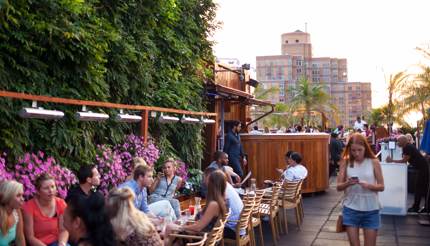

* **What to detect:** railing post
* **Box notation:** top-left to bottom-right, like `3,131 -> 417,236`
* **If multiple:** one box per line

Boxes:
141,110 -> 149,144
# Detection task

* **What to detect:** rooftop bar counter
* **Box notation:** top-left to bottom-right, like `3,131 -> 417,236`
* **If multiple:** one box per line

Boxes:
241,133 -> 330,193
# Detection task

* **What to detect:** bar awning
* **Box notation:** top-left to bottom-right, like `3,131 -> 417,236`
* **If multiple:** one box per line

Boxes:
246,98 -> 275,107
207,83 -> 274,107
208,83 -> 252,99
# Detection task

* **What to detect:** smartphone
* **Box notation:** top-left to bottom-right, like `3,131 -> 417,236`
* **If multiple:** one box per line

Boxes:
350,176 -> 359,181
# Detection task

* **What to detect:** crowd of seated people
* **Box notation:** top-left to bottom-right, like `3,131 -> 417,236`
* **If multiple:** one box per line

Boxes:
1,148 -> 308,246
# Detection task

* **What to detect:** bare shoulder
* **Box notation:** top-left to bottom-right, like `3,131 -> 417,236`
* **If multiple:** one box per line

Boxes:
371,158 -> 381,167
207,200 -> 220,208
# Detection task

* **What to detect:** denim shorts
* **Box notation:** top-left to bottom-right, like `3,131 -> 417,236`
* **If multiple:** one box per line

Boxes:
342,206 -> 380,230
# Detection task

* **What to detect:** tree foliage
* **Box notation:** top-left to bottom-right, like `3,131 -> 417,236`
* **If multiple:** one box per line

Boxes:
0,0 -> 217,169
289,77 -> 337,126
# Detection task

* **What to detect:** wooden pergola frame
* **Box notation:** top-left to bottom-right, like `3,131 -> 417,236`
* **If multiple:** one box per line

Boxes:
0,90 -> 217,143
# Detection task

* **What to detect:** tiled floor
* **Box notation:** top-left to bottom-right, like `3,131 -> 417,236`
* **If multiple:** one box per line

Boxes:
257,177 -> 430,246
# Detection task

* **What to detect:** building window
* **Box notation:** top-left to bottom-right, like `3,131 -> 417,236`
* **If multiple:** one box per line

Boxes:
285,40 -> 288,43
295,39 -> 299,43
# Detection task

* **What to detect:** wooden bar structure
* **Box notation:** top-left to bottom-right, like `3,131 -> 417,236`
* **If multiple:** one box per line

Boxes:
203,63 -> 274,166
241,133 -> 330,193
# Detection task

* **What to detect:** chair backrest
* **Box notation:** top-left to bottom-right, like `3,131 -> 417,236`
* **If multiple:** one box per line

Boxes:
270,183 -> 282,209
252,189 -> 266,215
222,208 -> 232,225
186,233 -> 208,246
235,198 -> 255,240
280,179 -> 303,202
205,219 -> 225,246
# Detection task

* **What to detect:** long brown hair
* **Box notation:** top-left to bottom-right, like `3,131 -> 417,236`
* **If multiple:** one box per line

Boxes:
342,133 -> 376,167
205,170 -> 227,217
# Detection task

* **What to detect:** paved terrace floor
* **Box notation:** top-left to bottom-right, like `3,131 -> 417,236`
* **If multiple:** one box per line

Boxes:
258,177 -> 430,246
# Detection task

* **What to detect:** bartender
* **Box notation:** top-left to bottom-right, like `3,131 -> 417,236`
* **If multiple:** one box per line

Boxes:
386,135 -> 430,213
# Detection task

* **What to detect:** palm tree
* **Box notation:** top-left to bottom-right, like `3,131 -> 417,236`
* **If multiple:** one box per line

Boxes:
386,71 -> 407,127
398,66 -> 430,123
253,85 -> 279,100
369,104 -> 411,128
253,84 -> 299,129
289,77 -> 337,126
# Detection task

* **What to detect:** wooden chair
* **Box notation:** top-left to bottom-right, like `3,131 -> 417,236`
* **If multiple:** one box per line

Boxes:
259,183 -> 282,246
278,179 -> 303,233
223,195 -> 255,246
186,233 -> 208,246
250,189 -> 266,246
298,185 -> 304,221
168,209 -> 229,246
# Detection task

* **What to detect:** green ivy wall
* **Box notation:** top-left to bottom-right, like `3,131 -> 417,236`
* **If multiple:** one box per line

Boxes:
0,0 -> 217,170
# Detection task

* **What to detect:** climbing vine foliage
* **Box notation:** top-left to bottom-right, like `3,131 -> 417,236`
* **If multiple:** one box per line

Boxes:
0,0 -> 217,170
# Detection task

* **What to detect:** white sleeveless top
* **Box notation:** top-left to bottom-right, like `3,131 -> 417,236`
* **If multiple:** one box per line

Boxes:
344,158 -> 381,211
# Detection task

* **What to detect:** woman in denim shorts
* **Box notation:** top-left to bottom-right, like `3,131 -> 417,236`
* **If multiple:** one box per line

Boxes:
337,133 -> 385,246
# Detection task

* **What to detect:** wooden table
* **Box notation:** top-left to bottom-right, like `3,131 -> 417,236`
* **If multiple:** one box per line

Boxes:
241,133 -> 330,193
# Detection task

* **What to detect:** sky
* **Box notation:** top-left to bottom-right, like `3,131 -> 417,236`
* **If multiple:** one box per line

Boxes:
212,0 -> 430,115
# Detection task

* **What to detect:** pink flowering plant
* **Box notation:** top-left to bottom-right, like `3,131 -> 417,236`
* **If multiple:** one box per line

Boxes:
96,145 -> 127,196
0,153 -> 13,181
180,168 -> 203,196
114,134 -> 160,175
175,159 -> 188,185
13,151 -> 76,199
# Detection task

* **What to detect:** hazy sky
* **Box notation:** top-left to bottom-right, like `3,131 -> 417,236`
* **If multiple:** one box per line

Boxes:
212,0 -> 429,110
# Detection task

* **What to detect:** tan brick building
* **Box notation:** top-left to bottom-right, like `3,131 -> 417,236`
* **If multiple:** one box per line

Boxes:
256,30 -> 372,128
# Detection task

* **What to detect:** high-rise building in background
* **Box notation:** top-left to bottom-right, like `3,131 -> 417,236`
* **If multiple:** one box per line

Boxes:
256,30 -> 372,128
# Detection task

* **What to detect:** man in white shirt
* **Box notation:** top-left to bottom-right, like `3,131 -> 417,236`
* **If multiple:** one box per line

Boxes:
249,125 -> 263,134
282,152 -> 308,181
353,116 -> 367,131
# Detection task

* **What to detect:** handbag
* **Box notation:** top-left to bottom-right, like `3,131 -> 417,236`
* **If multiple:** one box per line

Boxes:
336,161 -> 347,233
336,214 -> 346,233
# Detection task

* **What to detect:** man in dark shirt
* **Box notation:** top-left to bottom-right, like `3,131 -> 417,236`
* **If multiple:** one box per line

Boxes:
330,132 -> 344,176
66,165 -> 100,201
387,135 -> 430,213
223,120 -> 247,178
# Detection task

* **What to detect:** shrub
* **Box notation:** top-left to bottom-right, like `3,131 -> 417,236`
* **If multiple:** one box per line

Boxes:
95,145 -> 127,196
114,134 -> 160,175
13,151 -> 76,199
0,153 -> 12,181
175,159 -> 188,185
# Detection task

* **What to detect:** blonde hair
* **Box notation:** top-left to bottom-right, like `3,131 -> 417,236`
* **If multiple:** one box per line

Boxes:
0,180 -> 23,235
164,158 -> 177,168
405,133 -> 414,144
133,157 -> 147,168
107,187 -> 156,240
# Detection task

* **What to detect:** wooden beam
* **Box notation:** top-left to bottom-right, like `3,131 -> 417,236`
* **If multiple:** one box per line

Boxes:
141,110 -> 149,143
0,90 -> 216,117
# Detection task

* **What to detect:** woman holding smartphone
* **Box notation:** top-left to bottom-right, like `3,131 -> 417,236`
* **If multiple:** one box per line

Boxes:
149,159 -> 183,219
337,133 -> 384,246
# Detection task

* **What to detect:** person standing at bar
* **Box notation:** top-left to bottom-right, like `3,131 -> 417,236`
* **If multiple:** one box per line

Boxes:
386,135 -> 430,213
223,120 -> 247,178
